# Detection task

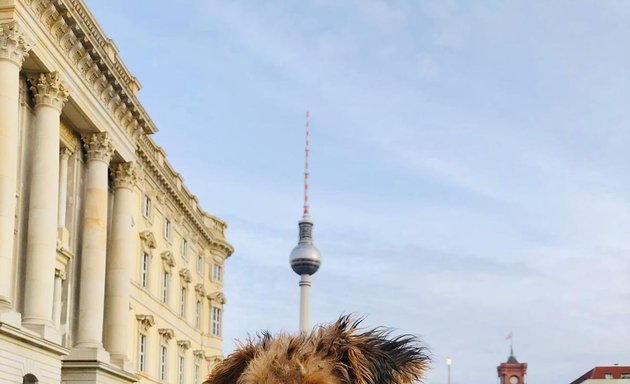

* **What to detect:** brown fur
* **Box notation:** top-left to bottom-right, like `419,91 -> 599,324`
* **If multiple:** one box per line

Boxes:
205,316 -> 430,384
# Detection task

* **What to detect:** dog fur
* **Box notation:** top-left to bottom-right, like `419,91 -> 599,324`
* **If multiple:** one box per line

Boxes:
205,315 -> 430,384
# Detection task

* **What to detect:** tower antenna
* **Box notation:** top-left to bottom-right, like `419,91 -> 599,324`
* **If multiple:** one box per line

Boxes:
304,111 -> 310,217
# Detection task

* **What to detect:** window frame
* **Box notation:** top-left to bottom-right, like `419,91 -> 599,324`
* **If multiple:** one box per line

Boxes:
194,360 -> 200,384
140,252 -> 150,288
196,254 -> 204,276
138,333 -> 147,371
181,238 -> 188,259
159,344 -> 168,381
143,195 -> 152,219
179,286 -> 186,318
195,300 -> 202,329
212,264 -> 222,282
164,218 -> 172,241
178,355 -> 185,384
211,306 -> 222,337
162,270 -> 169,304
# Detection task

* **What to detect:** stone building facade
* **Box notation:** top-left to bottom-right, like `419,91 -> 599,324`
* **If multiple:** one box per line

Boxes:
0,0 -> 233,383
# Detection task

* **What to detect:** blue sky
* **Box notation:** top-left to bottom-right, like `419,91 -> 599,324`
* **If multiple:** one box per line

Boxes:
84,1 -> 630,384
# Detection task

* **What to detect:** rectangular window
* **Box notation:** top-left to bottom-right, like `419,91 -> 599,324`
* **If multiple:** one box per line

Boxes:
195,300 -> 201,329
194,362 -> 200,384
605,374 -> 613,380
211,307 -> 222,337
178,355 -> 185,384
182,239 -> 188,259
213,264 -> 222,282
620,374 -> 630,379
196,254 -> 203,275
141,252 -> 149,288
160,344 -> 167,381
138,334 -> 147,371
164,218 -> 171,240
162,271 -> 169,304
143,195 -> 151,218
179,287 -> 186,317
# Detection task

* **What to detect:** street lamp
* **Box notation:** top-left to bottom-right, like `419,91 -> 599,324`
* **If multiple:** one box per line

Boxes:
447,357 -> 452,384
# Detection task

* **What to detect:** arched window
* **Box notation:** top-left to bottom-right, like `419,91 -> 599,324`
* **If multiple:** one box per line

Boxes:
23,374 -> 38,384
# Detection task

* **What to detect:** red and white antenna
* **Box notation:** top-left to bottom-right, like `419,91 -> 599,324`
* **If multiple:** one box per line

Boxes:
303,111 -> 310,217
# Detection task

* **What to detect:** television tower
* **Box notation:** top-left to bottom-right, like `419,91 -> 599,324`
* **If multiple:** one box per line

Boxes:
289,111 -> 321,333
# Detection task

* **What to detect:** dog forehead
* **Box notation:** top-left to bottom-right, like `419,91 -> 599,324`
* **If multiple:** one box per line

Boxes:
238,341 -> 336,384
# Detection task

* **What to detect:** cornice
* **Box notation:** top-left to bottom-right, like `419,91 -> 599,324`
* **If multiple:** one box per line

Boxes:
137,136 -> 234,257
21,0 -> 158,138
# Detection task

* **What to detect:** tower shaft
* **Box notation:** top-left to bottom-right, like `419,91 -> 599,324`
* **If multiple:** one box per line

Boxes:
299,274 -> 311,332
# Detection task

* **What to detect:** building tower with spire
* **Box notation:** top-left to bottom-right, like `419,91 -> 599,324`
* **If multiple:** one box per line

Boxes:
497,346 -> 528,384
289,111 -> 321,333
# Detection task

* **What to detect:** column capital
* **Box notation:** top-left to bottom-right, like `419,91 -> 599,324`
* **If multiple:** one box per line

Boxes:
28,72 -> 70,111
83,132 -> 114,164
111,161 -> 138,190
0,22 -> 33,66
60,147 -> 72,161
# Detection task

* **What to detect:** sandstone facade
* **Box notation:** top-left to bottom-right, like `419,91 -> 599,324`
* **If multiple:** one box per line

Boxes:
0,1 -> 233,383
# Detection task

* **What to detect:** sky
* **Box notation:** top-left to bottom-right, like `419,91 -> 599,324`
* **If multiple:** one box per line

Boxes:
83,1 -> 630,384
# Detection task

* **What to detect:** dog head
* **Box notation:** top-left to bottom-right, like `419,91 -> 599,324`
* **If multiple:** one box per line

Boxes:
205,315 -> 430,384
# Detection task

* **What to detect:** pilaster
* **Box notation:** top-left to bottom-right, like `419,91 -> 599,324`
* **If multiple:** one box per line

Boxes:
57,147 -> 72,250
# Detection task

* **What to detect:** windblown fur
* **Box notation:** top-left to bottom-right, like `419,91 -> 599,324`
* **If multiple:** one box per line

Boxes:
205,315 -> 430,384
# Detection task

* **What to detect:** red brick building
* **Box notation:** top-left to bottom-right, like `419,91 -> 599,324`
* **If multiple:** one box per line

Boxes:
497,348 -> 528,384
570,366 -> 630,384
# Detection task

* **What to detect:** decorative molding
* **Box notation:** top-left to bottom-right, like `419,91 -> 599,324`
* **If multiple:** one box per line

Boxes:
177,339 -> 191,352
135,314 -> 155,332
0,22 -> 33,66
54,267 -> 66,281
207,291 -> 226,305
139,230 -> 157,250
27,71 -> 69,111
83,132 -> 114,163
193,349 -> 206,360
161,251 -> 175,272
194,283 -> 206,299
158,328 -> 174,343
59,147 -> 72,161
179,268 -> 192,285
111,161 -> 138,190
60,122 -> 80,151
205,355 -> 223,364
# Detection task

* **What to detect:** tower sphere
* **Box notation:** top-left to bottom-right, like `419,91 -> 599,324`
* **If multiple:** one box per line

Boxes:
290,242 -> 321,275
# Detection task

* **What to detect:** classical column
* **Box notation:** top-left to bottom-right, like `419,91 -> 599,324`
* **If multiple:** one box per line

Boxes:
74,132 -> 114,353
52,268 -> 66,328
0,22 -> 32,309
104,161 -> 138,370
22,72 -> 69,334
57,147 -> 72,248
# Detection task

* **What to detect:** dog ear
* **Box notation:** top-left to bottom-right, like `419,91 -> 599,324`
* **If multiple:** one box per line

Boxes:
204,332 -> 272,384
324,316 -> 430,384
